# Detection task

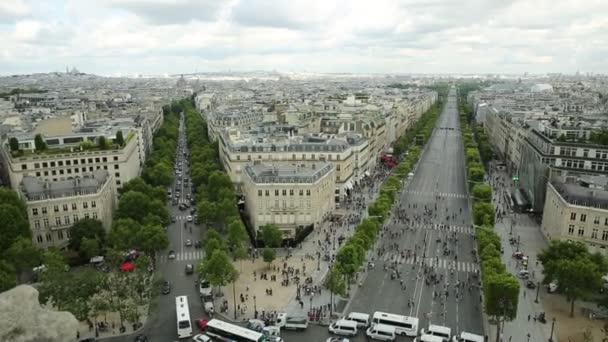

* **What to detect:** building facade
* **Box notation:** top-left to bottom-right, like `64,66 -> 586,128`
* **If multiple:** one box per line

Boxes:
20,170 -> 116,249
541,180 -> 608,256
241,162 -> 335,239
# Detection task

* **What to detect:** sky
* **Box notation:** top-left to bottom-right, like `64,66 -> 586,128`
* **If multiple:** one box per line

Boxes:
1,0 -> 607,76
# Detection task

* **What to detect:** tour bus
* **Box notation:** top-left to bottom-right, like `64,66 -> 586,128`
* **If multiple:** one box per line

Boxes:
206,319 -> 268,342
371,311 -> 419,337
175,296 -> 192,339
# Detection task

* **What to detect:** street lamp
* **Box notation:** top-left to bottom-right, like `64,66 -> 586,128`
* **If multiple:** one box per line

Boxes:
253,295 -> 257,318
527,333 -> 531,342
535,282 -> 540,303
309,296 -> 313,311
232,282 -> 237,320
549,317 -> 556,342
317,252 -> 321,271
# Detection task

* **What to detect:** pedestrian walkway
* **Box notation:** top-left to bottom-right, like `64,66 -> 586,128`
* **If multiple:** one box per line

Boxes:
403,190 -> 469,199
404,223 -> 475,235
174,214 -> 192,221
379,253 -> 479,273
159,250 -> 204,262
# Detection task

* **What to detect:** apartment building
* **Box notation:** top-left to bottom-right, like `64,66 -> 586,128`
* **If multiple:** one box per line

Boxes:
2,129 -> 142,190
218,129 -> 359,202
20,170 -> 115,249
541,178 -> 608,256
241,162 -> 335,239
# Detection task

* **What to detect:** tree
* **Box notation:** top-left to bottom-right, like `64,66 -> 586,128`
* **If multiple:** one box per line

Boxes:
80,237 -> 101,260
262,248 -> 276,268
539,241 -> 606,317
204,229 -> 226,256
0,204 -> 31,251
335,244 -> 364,285
0,188 -> 27,215
115,130 -> 125,147
68,218 -> 106,252
198,249 -> 237,290
227,219 -> 247,253
472,201 -> 495,226
9,137 -> 19,152
0,260 -> 17,292
483,271 -> 519,342
116,191 -> 169,225
472,184 -> 492,202
468,167 -> 485,183
98,136 -> 108,150
136,224 -> 169,263
120,178 -> 165,203
260,224 -> 282,248
34,134 -> 46,151
4,237 -> 42,278
326,267 -> 346,297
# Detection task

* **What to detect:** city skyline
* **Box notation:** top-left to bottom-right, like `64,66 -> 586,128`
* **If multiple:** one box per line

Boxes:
1,0 -> 607,76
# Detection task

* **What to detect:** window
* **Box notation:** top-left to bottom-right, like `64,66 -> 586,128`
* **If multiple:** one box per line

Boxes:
73,214 -> 79,222
74,159 -> 78,165
58,161 -> 63,166
36,172 -> 41,176
290,190 -> 294,196
43,218 -> 49,227
72,203 -> 77,210
32,208 -> 38,216
84,213 -> 90,219
51,170 -> 57,176
92,212 -> 98,219
570,212 -> 576,220
34,163 -> 40,168
292,154 -> 296,160
34,220 -> 40,229
595,216 -> 600,224
102,157 -> 107,162
88,158 -> 93,164
42,162 -> 48,168
258,190 -> 263,196
46,233 -> 52,242
44,171 -> 49,176
275,190 -> 279,196
592,228 -> 599,239
58,230 -> 64,240
63,204 -> 68,211
282,190 -> 287,196
114,156 -> 118,161
55,217 -> 61,225
581,214 -> 587,222
53,205 -> 59,212
64,216 -> 70,225
91,201 -> 96,208
274,200 -> 279,208
21,164 -> 27,170
568,225 -> 575,235
114,164 -> 119,170
603,231 -> 608,241
265,190 -> 270,196
299,190 -> 304,196
337,164 -> 341,171
115,172 -> 120,177
42,207 -> 47,214
306,190 -> 311,196
50,161 -> 56,167
578,227 -> 585,236
36,235 -> 43,244
66,160 -> 71,166
282,200 -> 286,209
83,202 -> 88,209
95,157 -> 100,163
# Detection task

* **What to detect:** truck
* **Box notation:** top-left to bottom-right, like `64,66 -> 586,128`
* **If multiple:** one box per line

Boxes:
276,313 -> 308,331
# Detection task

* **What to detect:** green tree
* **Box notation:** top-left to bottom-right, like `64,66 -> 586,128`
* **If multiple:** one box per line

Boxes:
136,223 -> 169,263
115,130 -> 125,147
144,162 -> 174,187
34,134 -> 46,151
326,267 -> 346,297
204,229 -> 226,256
0,260 -> 17,292
197,200 -> 218,226
116,191 -> 169,225
68,218 -> 106,252
484,272 -> 520,341
98,136 -> 108,150
335,244 -> 364,285
198,249 -> 237,291
227,219 -> 247,251
468,167 -> 485,183
80,237 -> 101,260
9,137 -> 19,152
473,201 -> 495,226
472,184 -> 492,202
0,188 -> 27,215
260,224 -> 282,248
120,178 -> 166,203
0,204 -> 31,251
4,237 -> 42,279
262,248 -> 276,268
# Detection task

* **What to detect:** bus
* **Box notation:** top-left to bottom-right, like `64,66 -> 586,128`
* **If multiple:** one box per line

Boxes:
175,296 -> 193,339
371,311 -> 419,337
206,318 -> 268,342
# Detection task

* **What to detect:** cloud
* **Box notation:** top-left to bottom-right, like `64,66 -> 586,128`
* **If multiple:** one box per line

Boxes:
0,0 -> 31,22
96,0 -> 228,24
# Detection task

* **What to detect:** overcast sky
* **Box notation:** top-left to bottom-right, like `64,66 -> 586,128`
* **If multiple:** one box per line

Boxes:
1,0 -> 606,76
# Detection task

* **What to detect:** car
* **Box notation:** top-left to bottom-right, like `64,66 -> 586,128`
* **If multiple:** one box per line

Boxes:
190,208 -> 196,215
171,215 -> 176,223
168,250 -> 176,259
192,334 -> 212,342
185,239 -> 193,247
78,339 -> 96,342
161,281 -> 171,294
326,338 -> 350,342
526,280 -> 536,289
187,216 -> 193,222
179,204 -> 186,211
196,318 -> 208,330
194,240 -> 202,249
133,335 -> 148,342
185,264 -> 194,275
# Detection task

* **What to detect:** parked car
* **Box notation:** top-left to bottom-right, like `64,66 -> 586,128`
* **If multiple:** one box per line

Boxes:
187,216 -> 193,222
195,240 -> 202,249
192,334 -> 211,342
133,335 -> 148,342
161,281 -> 171,294
168,250 -> 176,259
185,239 -> 193,247
185,264 -> 194,275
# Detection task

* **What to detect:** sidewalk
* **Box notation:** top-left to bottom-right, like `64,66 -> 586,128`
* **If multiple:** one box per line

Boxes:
76,305 -> 148,340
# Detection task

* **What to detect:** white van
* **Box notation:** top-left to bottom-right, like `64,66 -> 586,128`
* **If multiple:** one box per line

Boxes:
415,334 -> 444,342
329,319 -> 358,337
452,331 -> 484,342
372,311 -> 419,337
345,312 -> 370,328
421,324 -> 452,341
366,323 -> 396,341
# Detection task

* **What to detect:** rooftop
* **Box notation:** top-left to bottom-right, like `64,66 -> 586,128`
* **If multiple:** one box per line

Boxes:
245,162 -> 333,184
21,170 -> 110,201
550,177 -> 608,210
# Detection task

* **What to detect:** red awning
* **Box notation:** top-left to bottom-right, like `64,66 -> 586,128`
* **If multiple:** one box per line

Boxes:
120,261 -> 134,272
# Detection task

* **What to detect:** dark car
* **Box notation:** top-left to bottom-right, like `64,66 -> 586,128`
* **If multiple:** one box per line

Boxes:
194,240 -> 202,249
134,335 -> 148,342
526,280 -> 537,289
185,264 -> 194,275
161,281 -> 171,294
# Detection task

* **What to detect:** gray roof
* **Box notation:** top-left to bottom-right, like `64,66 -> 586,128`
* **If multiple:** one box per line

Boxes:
21,170 -> 109,201
245,162 -> 333,184
551,179 -> 608,210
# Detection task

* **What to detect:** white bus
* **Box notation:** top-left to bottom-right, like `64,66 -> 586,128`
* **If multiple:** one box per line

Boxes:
206,318 -> 268,342
175,296 -> 193,339
372,311 -> 419,337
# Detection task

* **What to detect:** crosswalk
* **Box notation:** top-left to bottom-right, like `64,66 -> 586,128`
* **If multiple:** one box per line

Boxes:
406,223 -> 475,235
379,253 -> 479,273
174,215 -> 192,221
403,190 -> 468,199
159,250 -> 205,262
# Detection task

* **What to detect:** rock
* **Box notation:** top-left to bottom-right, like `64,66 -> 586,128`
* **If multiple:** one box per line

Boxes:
0,285 -> 78,342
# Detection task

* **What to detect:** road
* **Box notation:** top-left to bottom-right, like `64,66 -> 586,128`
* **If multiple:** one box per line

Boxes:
284,88 -> 484,342
110,112 -> 209,342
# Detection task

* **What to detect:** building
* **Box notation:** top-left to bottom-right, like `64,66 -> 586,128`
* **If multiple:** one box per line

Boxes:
241,162 -> 335,240
2,129 -> 142,190
20,170 -> 116,249
541,178 -> 608,256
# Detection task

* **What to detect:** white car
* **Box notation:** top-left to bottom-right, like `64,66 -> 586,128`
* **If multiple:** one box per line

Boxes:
326,338 -> 350,342
187,215 -> 193,222
193,334 -> 212,342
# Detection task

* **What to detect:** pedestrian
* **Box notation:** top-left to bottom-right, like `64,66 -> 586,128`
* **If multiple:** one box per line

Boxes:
528,314 -> 530,321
